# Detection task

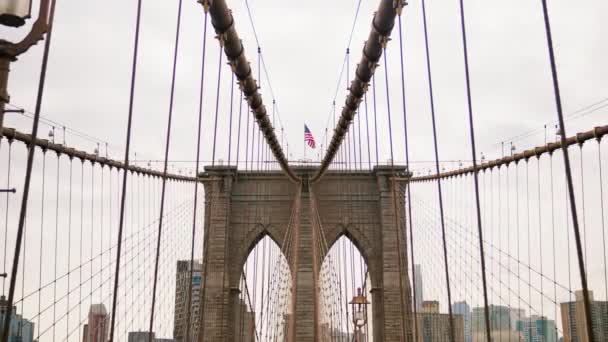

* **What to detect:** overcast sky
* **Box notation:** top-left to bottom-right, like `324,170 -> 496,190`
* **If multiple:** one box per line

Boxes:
0,0 -> 607,339
1,0 -> 606,173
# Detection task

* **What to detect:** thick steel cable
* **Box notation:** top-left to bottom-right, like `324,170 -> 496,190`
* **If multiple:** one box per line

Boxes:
404,125 -> 607,182
149,0 -> 183,338
108,0 -> 143,339
185,9 -> 208,341
540,1 -> 594,340
0,0 -> 57,340
0,127 -> 197,181
420,1 -> 455,341
205,0 -> 295,180
456,0 -> 492,340
313,0 -> 399,181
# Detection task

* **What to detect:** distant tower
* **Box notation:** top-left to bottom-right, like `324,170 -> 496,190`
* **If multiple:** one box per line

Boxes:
561,290 -> 608,342
0,295 -> 35,342
452,301 -> 472,342
173,260 -> 203,341
414,264 -> 424,310
85,304 -> 109,342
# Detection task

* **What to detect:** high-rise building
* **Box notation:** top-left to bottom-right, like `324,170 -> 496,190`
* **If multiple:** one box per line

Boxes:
510,308 -> 525,331
516,315 -> 558,342
560,290 -> 608,342
0,295 -> 35,342
173,260 -> 203,341
414,300 -> 465,342
453,301 -> 472,342
472,305 -> 511,332
470,305 -> 522,341
128,331 -> 155,342
83,304 -> 108,342
414,264 -> 424,310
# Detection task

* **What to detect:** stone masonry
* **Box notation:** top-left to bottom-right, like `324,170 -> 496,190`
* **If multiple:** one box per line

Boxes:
197,165 -> 413,342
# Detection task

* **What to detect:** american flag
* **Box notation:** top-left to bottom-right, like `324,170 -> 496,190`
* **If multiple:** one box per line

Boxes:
304,124 -> 316,148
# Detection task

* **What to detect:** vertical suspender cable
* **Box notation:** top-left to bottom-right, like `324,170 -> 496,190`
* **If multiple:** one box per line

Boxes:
372,75 -> 379,166
211,45 -> 223,166
185,9 -> 209,342
108,0 -> 143,339
357,107 -> 362,169
149,0 -> 183,339
456,0 -> 492,340
539,2 -> 594,340
383,48 -> 409,341
420,1 -> 455,341
227,72 -> 235,164
1,141 -> 12,296
598,139 -> 608,310
52,154 -> 61,342
396,9 -> 420,342
1,0 -> 57,340
364,94 -> 371,170
236,90 -> 243,167
36,152 -> 47,341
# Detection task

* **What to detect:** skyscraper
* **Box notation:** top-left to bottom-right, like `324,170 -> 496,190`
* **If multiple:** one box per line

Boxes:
509,308 -> 525,331
516,315 -> 558,342
173,260 -> 203,341
128,331 -> 155,342
415,300 -> 465,342
84,304 -> 109,342
453,301 -> 472,342
561,290 -> 608,342
414,264 -> 424,310
471,305 -> 522,341
472,305 -> 511,332
0,295 -> 34,342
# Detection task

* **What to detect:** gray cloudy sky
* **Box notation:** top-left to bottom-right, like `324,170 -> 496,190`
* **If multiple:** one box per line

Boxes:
2,0 -> 606,172
1,1 -> 607,338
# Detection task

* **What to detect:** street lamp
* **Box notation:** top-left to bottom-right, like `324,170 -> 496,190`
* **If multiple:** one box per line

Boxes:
0,0 -> 52,131
349,287 -> 369,342
0,0 -> 33,27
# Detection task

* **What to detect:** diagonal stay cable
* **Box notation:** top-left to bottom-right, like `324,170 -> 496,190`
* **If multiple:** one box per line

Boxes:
149,0 -> 183,339
1,1 -> 57,341
108,0 -> 144,339
313,0 -> 401,182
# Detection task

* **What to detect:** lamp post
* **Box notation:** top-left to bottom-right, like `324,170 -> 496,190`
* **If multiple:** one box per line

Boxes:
349,287 -> 369,342
0,0 -> 32,27
0,0 -> 52,133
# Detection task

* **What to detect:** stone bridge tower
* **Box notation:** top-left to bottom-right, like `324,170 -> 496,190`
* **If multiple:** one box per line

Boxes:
197,165 -> 413,342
